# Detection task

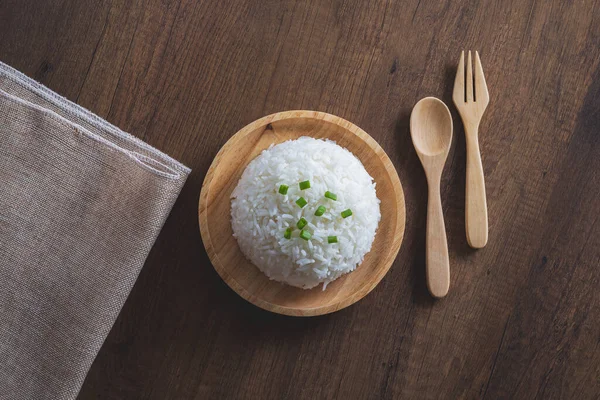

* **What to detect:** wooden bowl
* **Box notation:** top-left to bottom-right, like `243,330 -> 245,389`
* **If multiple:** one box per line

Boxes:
199,111 -> 405,316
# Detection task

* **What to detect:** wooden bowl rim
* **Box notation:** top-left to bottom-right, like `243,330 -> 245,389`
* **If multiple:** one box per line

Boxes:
199,110 -> 405,316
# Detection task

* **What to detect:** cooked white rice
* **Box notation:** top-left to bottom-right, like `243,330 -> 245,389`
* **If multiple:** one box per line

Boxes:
230,136 -> 381,290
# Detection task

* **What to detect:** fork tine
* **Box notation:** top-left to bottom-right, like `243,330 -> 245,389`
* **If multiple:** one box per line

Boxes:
453,51 -> 465,104
474,51 -> 489,104
466,50 -> 473,102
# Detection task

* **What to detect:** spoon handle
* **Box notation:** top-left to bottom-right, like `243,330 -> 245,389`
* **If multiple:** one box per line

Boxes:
426,182 -> 450,298
465,124 -> 488,248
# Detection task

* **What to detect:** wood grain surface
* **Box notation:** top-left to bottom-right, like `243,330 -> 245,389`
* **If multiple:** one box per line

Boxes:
199,110 -> 405,316
1,0 -> 600,398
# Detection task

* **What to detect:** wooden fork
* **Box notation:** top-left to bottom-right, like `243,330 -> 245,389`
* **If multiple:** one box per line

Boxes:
453,50 -> 489,249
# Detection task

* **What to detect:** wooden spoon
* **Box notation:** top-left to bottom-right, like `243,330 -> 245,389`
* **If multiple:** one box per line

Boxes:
410,97 -> 452,298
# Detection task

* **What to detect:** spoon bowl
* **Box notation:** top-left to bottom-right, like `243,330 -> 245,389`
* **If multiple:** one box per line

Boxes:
410,97 -> 453,158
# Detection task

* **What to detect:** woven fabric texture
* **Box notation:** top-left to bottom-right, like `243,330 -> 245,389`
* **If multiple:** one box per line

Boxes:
0,61 -> 190,399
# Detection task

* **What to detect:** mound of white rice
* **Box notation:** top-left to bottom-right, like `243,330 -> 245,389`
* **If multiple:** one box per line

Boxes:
230,136 -> 381,290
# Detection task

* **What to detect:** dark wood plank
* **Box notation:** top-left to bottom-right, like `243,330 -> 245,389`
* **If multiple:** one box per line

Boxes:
1,0 -> 599,399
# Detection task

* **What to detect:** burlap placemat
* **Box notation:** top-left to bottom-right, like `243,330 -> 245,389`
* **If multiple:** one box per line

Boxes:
0,61 -> 190,399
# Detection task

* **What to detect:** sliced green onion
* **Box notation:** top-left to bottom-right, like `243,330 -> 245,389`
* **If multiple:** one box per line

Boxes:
297,218 -> 307,229
341,209 -> 353,218
296,197 -> 308,208
327,236 -> 338,244
299,229 -> 312,241
314,205 -> 326,216
299,180 -> 311,190
284,227 -> 293,239
278,185 -> 289,195
324,191 -> 337,201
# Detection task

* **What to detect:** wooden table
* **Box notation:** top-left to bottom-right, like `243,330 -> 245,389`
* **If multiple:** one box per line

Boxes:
2,0 -> 599,398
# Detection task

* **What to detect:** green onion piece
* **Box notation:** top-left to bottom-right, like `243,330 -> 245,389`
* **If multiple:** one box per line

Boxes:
296,197 -> 308,208
327,236 -> 338,244
297,218 -> 307,229
314,205 -> 326,216
284,227 -> 293,239
278,185 -> 289,195
325,191 -> 337,201
341,209 -> 353,218
299,180 -> 311,190
299,229 -> 312,241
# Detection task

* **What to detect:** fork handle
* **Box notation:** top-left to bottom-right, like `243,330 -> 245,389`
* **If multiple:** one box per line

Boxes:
465,125 -> 488,248
426,177 -> 450,298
